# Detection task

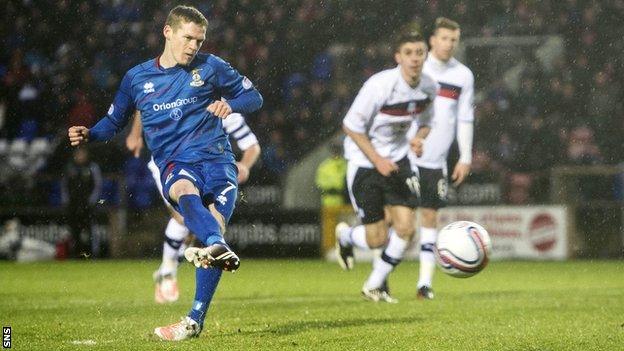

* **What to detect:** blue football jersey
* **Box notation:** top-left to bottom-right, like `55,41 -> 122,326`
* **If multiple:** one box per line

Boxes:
90,53 -> 263,170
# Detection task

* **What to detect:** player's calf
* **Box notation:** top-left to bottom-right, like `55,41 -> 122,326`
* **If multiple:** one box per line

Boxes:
364,221 -> 390,248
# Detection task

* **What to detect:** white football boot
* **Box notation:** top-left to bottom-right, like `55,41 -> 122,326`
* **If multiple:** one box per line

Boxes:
153,271 -> 180,304
154,316 -> 201,341
361,286 -> 399,304
184,244 -> 240,272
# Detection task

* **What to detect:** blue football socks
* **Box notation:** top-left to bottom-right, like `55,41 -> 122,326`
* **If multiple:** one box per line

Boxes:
177,194 -> 224,246
188,267 -> 222,326
176,194 -> 230,327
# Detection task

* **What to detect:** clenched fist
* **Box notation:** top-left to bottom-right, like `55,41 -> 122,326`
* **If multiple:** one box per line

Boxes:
68,126 -> 90,146
410,137 -> 425,157
373,157 -> 399,177
207,100 -> 232,118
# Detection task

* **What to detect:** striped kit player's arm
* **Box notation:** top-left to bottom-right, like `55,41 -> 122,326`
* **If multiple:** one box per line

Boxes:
342,78 -> 398,177
125,110 -> 144,157
410,83 -> 436,157
452,71 -> 475,185
222,113 -> 261,183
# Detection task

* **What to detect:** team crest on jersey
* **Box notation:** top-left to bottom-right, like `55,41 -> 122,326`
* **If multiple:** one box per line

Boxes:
143,81 -> 155,94
190,68 -> 204,87
242,76 -> 253,89
169,108 -> 183,121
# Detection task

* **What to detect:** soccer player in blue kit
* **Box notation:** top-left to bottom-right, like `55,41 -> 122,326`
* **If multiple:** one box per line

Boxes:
68,5 -> 263,341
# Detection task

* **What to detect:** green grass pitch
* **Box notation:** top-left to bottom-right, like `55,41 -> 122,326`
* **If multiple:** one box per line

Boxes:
1,259 -> 623,350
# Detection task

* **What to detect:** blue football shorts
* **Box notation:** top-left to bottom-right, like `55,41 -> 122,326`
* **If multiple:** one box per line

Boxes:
160,161 -> 239,223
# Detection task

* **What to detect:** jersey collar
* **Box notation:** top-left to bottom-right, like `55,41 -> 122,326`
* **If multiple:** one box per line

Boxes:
427,53 -> 455,69
395,65 -> 421,90
155,56 -> 183,73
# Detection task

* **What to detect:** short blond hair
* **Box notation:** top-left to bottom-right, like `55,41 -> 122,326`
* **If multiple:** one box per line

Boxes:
165,5 -> 208,29
434,17 -> 460,33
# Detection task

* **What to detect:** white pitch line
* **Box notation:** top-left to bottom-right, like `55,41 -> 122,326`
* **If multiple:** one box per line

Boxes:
70,339 -> 97,345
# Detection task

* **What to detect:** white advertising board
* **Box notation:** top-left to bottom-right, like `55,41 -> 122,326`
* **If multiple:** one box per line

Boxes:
327,206 -> 569,262
432,206 -> 569,260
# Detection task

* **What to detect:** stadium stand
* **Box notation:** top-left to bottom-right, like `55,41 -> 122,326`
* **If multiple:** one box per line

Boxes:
0,1 -> 622,209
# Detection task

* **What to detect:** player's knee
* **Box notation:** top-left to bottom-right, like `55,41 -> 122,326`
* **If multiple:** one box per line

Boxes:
169,179 -> 198,202
171,210 -> 185,226
383,206 -> 392,226
365,222 -> 389,248
393,221 -> 416,240
367,235 -> 387,248
420,208 -> 437,227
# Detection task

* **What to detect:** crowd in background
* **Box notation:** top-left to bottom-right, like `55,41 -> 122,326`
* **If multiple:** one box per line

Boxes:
1,0 -> 623,207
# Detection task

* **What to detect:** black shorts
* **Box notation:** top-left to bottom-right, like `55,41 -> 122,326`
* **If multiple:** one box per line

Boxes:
417,166 -> 448,209
348,157 -> 420,224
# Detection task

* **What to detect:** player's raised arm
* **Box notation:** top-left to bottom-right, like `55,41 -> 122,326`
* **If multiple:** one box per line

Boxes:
237,143 -> 260,184
452,71 -> 475,185
210,58 -> 263,117
125,111 -> 144,158
68,126 -> 90,146
409,124 -> 430,157
410,80 -> 436,156
343,124 -> 398,177
68,72 -> 135,146
224,113 -> 261,183
342,77 -> 397,176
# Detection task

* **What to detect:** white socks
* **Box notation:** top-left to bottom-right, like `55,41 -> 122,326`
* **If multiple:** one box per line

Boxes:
339,224 -> 369,250
365,229 -> 409,289
159,218 -> 190,276
417,226 -> 437,288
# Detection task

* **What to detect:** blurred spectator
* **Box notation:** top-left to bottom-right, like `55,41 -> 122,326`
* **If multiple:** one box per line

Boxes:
1,0 -> 623,207
506,173 -> 532,205
495,132 -> 519,169
262,130 -> 289,176
565,126 -> 609,203
315,141 -> 347,207
587,70 -> 621,130
516,115 -> 560,172
124,157 -> 156,210
565,126 -> 603,165
61,147 -> 102,258
67,92 -> 96,129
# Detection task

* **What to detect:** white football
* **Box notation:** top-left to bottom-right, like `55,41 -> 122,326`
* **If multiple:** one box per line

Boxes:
434,221 -> 491,278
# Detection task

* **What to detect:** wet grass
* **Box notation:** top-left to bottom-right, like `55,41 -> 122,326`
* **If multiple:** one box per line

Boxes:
1,259 -> 623,350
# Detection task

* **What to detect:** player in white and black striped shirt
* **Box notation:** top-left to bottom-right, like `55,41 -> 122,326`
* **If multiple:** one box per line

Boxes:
407,18 -> 475,300
336,28 -> 436,303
